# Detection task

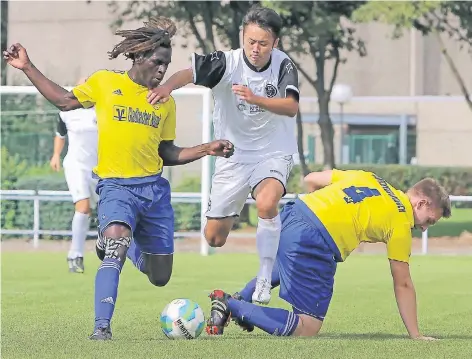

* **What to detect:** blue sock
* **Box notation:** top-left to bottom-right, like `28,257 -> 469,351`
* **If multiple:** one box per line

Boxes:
126,239 -> 146,274
94,258 -> 124,329
239,261 -> 281,302
228,298 -> 299,336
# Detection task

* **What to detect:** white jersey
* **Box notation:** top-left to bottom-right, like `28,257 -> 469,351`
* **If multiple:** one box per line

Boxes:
56,108 -> 98,170
192,48 -> 299,163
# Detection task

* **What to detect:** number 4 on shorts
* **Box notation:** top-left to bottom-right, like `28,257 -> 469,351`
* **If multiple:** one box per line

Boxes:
343,186 -> 381,204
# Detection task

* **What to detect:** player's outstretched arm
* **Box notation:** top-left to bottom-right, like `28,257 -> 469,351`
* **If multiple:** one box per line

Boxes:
147,68 -> 193,105
389,259 -> 437,341
3,43 -> 82,111
159,139 -> 234,166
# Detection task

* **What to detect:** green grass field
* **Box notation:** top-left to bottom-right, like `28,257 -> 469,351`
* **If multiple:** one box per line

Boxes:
2,253 -> 472,359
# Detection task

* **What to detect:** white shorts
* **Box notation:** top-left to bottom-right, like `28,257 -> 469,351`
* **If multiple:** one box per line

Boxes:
206,155 -> 294,218
64,166 -> 99,208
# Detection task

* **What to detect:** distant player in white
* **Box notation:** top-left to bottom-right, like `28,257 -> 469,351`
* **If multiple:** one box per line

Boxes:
49,93 -> 98,273
148,6 -> 299,304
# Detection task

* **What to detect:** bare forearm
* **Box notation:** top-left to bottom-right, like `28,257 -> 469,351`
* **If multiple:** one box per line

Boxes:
303,171 -> 333,192
304,182 -> 320,193
160,143 -> 210,166
394,284 -> 420,338
163,68 -> 194,91
53,137 -> 65,156
252,96 -> 298,117
22,63 -> 80,111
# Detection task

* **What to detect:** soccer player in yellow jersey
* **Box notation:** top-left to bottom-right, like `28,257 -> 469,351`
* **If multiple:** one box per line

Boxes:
206,169 -> 451,340
4,17 -> 233,341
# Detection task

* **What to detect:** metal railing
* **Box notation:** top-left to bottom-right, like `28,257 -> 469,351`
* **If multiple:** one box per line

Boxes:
1,190 -> 471,254
0,190 -> 300,249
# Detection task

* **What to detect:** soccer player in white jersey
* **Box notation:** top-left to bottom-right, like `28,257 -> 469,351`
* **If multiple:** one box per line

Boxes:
148,5 -> 299,304
49,89 -> 98,273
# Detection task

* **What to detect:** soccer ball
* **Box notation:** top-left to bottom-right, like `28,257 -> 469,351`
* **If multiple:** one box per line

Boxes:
160,298 -> 205,339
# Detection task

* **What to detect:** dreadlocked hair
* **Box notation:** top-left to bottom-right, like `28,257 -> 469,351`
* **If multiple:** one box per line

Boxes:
108,16 -> 177,60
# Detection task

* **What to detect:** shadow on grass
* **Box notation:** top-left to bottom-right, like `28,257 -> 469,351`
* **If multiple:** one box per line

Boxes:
320,332 -> 472,340
124,332 -> 472,342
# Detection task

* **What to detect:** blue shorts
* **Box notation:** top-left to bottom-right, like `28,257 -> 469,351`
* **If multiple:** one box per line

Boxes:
96,175 -> 174,255
277,200 -> 342,321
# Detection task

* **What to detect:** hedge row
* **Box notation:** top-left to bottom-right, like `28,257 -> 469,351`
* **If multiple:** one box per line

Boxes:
2,164 -> 471,237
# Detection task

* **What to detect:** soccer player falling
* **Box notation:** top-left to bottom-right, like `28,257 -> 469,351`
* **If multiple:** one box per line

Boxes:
148,5 -> 299,306
49,89 -> 98,273
206,169 -> 451,340
3,17 -> 234,340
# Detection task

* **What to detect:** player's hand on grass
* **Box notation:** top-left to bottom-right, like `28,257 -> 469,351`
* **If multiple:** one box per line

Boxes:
49,155 -> 61,172
232,85 -> 257,104
147,85 -> 172,105
3,43 -> 31,70
411,335 -> 439,341
207,140 -> 234,158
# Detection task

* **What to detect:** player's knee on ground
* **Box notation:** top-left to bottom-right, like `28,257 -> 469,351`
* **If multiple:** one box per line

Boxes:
75,198 -> 91,214
145,254 -> 173,287
293,314 -> 323,337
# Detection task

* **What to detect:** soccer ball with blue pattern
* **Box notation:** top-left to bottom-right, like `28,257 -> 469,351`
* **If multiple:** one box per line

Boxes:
160,298 -> 205,339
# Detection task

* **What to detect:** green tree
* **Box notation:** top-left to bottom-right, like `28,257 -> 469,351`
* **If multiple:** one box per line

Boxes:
265,1 -> 366,169
1,146 -> 28,229
108,1 -> 258,53
353,1 -> 472,111
1,93 -> 58,166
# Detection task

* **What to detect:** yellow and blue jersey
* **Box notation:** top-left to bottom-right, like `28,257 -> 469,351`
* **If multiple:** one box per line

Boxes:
72,70 -> 176,181
301,169 -> 415,263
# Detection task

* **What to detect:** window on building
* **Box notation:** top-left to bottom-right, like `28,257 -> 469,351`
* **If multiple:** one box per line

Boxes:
347,125 -> 416,165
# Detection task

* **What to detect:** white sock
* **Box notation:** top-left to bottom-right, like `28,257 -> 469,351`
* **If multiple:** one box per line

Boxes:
68,211 -> 90,259
256,215 -> 281,282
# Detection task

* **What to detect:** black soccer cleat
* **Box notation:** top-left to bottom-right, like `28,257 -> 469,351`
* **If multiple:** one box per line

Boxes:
89,325 -> 112,340
206,290 -> 231,335
67,257 -> 84,273
231,292 -> 255,333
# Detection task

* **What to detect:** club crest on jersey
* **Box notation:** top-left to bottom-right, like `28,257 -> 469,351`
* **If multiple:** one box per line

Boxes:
237,103 -> 246,111
265,83 -> 277,98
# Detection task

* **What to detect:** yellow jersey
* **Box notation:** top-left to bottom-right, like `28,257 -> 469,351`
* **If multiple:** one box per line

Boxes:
72,70 -> 176,180
302,169 -> 415,263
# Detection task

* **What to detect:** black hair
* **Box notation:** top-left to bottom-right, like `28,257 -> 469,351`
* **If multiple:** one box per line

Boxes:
108,16 -> 177,60
242,5 -> 283,38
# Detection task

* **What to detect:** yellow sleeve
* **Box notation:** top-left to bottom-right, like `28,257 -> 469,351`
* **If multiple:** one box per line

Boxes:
331,169 -> 368,183
161,96 -> 176,141
71,71 -> 103,108
386,222 -> 413,263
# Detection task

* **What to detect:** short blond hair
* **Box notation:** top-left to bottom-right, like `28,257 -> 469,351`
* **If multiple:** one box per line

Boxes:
409,178 -> 451,218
